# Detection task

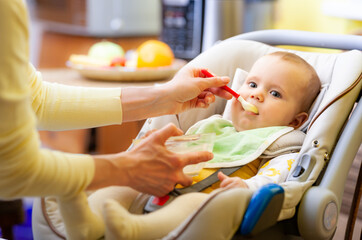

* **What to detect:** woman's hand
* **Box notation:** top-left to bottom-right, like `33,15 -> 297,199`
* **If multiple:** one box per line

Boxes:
90,124 -> 214,196
163,66 -> 232,113
218,172 -> 248,189
121,66 -> 232,122
120,123 -> 214,196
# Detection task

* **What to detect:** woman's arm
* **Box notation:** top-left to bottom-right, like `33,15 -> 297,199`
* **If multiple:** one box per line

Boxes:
0,0 -> 95,199
30,64 -> 231,130
121,67 -> 231,122
0,0 -> 227,199
29,64 -> 123,131
89,123 -> 214,196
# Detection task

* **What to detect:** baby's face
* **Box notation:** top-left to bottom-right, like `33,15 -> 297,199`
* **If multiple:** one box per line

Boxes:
231,55 -> 308,131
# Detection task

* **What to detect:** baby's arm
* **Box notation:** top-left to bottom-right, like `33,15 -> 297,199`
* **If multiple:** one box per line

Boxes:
217,154 -> 298,191
243,154 -> 297,191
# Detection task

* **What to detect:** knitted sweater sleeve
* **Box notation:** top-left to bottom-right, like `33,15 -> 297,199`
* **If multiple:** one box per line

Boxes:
0,0 -> 121,199
29,64 -> 123,131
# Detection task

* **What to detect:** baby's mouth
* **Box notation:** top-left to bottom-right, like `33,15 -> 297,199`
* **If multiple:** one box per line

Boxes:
245,110 -> 258,115
243,102 -> 259,115
236,99 -> 259,115
241,99 -> 258,114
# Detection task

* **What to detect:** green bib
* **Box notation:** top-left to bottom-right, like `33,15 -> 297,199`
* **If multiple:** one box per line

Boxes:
186,115 -> 293,168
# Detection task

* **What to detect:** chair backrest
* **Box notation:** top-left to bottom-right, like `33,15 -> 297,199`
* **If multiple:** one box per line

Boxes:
186,37 -> 362,216
141,35 -> 362,220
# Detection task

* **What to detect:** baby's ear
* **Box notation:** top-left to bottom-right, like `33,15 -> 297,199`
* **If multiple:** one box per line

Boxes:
288,112 -> 309,129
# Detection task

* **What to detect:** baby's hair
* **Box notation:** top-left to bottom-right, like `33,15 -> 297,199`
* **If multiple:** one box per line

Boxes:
268,51 -> 321,112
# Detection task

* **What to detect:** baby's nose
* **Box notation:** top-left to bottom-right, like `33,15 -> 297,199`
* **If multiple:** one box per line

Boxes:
250,93 -> 263,102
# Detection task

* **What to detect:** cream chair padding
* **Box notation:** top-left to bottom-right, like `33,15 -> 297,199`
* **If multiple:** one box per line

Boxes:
32,31 -> 362,240
142,35 -> 362,239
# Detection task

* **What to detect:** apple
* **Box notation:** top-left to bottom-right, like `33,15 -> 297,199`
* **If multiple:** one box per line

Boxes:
88,41 -> 124,62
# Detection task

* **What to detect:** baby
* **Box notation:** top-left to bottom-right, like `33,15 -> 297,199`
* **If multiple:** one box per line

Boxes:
59,51 -> 321,240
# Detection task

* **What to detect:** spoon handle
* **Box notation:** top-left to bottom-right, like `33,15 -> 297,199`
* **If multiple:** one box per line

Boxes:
200,69 -> 239,98
221,85 -> 240,99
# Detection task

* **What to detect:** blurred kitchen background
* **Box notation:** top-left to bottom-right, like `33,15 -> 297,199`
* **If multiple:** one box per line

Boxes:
27,0 -> 362,65
1,0 -> 361,239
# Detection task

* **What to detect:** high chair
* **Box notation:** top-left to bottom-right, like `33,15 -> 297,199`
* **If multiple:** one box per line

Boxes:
31,30 -> 362,240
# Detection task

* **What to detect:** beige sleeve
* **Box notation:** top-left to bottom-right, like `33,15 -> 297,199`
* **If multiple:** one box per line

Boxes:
0,0 -> 94,199
29,64 -> 123,131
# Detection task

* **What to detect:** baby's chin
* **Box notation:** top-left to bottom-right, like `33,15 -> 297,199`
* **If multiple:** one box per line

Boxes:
232,115 -> 269,131
233,121 -> 255,132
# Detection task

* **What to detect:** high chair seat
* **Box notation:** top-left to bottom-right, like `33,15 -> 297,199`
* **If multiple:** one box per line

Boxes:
31,30 -> 362,240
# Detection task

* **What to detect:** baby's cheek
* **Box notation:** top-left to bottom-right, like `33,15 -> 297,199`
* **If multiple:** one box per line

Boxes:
230,101 -> 238,117
231,98 -> 239,107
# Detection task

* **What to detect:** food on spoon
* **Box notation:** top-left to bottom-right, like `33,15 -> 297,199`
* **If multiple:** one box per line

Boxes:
136,40 -> 174,68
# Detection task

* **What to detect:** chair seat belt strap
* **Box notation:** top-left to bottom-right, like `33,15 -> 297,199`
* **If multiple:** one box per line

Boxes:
171,166 -> 241,196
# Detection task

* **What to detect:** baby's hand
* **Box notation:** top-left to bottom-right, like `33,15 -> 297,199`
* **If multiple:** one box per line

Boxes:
218,172 -> 248,189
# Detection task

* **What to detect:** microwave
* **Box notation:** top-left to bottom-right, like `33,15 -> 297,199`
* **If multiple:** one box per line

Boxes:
31,0 -> 161,37
160,0 -> 244,60
160,0 -> 275,60
160,0 -> 204,60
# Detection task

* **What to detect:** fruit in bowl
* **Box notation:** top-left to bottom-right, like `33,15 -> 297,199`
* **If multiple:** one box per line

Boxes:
88,41 -> 125,62
110,57 -> 126,67
69,40 -> 125,67
68,40 -> 175,69
136,40 -> 174,68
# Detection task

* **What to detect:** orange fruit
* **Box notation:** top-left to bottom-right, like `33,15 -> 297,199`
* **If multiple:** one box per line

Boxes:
136,40 -> 174,68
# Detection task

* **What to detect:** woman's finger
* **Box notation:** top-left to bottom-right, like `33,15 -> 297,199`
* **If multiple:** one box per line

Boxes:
178,151 -> 213,167
149,123 -> 183,144
208,87 -> 233,100
196,76 -> 230,91
143,129 -> 158,138
175,173 -> 193,188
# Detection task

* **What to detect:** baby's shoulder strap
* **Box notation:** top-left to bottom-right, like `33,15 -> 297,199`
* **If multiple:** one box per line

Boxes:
261,130 -> 306,159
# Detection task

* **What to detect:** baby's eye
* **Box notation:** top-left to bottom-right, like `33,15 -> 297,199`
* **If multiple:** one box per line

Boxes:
248,82 -> 257,88
270,90 -> 281,98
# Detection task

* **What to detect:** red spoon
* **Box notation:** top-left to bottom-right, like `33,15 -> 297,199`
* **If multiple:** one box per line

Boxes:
201,69 -> 258,114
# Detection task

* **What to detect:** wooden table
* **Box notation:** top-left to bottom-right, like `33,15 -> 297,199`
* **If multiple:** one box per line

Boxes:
39,68 -> 169,154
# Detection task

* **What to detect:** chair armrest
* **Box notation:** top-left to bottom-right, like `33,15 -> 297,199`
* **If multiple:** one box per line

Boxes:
239,183 -> 284,236
298,186 -> 338,240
